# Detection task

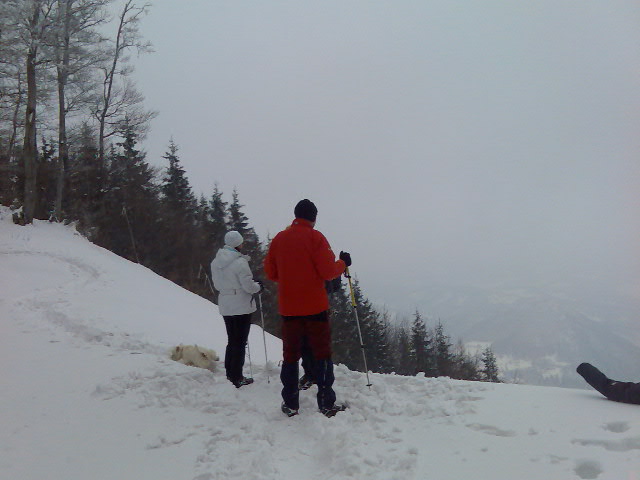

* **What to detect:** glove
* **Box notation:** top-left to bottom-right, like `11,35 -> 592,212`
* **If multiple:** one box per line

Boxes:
339,251 -> 352,267
255,280 -> 264,293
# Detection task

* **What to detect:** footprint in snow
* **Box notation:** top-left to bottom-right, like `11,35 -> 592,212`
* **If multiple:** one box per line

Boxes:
574,459 -> 603,479
466,423 -> 517,437
602,421 -> 630,433
573,436 -> 640,452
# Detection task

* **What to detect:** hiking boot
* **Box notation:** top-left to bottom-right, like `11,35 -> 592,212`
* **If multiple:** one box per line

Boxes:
298,375 -> 315,391
232,376 -> 254,388
320,403 -> 347,418
281,402 -> 299,417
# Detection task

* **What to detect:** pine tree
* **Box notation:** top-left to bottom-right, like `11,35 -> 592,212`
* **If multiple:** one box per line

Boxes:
433,320 -> 454,378
392,323 -> 414,376
329,280 -> 361,369
34,139 -> 58,220
226,188 -> 261,273
373,309 -> 394,373
194,187 -> 228,303
344,277 -> 392,373
0,149 -> 16,207
411,310 -> 434,376
481,346 -> 501,383
98,124 -> 158,265
206,184 -> 228,251
65,123 -> 104,234
161,140 -> 196,216
451,339 -> 480,381
157,140 -> 198,286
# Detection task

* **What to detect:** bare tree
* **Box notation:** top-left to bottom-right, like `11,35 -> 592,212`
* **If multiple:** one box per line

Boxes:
51,0 -> 111,220
0,0 -> 58,223
0,4 -> 25,163
93,0 -> 154,165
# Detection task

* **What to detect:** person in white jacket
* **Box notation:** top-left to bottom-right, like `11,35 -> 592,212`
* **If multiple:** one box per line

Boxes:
211,231 -> 262,387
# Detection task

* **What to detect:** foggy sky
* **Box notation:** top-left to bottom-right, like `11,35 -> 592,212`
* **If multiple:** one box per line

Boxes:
131,1 -> 640,313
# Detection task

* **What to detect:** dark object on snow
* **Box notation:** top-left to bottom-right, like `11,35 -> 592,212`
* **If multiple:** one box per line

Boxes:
281,402 -> 299,417
231,376 -> 254,388
577,363 -> 640,405
298,374 -> 315,391
321,403 -> 348,418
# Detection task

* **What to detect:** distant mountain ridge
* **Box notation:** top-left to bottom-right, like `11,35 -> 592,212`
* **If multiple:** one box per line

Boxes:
379,281 -> 640,388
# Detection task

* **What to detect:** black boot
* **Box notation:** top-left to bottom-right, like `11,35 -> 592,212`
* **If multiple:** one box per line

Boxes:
577,363 -> 611,397
230,376 -> 254,388
320,403 -> 347,418
281,402 -> 299,417
298,374 -> 315,390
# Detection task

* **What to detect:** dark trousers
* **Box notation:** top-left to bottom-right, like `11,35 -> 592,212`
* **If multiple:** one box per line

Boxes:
301,336 -> 315,380
577,363 -> 640,405
280,311 -> 336,410
224,314 -> 252,382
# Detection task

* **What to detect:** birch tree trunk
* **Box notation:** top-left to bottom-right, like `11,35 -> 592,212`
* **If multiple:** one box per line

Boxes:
22,9 -> 40,225
54,0 -> 72,221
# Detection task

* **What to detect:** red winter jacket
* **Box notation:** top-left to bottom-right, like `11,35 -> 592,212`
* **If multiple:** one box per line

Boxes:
264,219 -> 346,316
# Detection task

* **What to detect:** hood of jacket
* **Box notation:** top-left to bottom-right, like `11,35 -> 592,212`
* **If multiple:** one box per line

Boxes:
212,246 -> 249,270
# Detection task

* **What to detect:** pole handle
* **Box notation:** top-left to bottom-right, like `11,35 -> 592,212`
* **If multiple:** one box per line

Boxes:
345,267 -> 357,307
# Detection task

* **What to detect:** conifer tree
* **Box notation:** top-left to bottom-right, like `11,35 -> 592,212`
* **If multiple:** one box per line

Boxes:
65,123 -> 104,232
206,184 -> 227,251
451,339 -> 480,381
191,194 -> 217,300
157,140 -> 197,286
481,346 -> 501,383
411,310 -> 434,376
35,139 -> 57,219
98,123 -> 157,264
373,309 -> 394,374
392,323 -> 414,376
226,188 -> 261,273
346,277 -> 391,373
190,185 -> 229,305
0,149 -> 17,207
433,320 -> 454,377
161,140 -> 196,216
329,279 -> 361,369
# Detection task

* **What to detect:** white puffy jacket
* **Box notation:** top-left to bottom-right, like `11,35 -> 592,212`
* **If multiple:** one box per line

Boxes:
211,246 -> 261,316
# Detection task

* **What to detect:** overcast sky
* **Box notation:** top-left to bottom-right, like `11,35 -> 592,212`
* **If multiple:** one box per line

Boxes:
130,1 -> 640,312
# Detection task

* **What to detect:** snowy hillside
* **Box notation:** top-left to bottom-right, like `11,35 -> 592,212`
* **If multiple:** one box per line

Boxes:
2,211 -> 639,480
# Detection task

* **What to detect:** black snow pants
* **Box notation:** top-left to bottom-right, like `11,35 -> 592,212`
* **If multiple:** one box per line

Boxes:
224,314 -> 252,383
577,363 -> 640,405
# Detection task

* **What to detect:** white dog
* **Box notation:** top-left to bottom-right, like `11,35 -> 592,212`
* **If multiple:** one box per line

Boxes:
170,344 -> 219,372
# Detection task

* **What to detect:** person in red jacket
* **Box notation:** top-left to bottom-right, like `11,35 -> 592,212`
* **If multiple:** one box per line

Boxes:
264,199 -> 351,417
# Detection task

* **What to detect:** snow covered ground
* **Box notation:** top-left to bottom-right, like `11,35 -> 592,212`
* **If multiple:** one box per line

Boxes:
1,210 -> 639,480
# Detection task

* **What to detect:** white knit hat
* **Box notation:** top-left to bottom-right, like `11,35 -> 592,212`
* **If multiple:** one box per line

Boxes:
224,230 -> 244,248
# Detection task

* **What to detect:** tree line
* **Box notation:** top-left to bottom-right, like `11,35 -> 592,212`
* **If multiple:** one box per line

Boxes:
0,0 -> 500,383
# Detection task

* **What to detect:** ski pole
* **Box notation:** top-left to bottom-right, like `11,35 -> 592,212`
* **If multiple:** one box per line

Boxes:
121,204 -> 141,264
344,267 -> 372,389
246,341 -> 253,379
198,264 -> 216,296
257,293 -> 270,383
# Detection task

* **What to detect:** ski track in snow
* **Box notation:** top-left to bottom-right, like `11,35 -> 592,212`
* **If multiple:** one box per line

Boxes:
3,215 -> 640,480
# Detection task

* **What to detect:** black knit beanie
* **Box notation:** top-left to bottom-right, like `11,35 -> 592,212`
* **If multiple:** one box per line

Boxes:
294,199 -> 318,222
